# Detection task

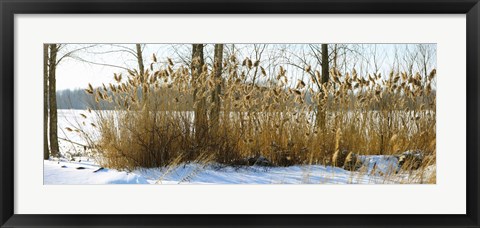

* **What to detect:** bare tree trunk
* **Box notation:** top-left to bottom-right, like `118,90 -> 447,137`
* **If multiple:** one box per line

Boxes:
333,44 -> 338,70
191,44 -> 207,142
211,44 -> 224,127
48,44 -> 60,157
321,44 -> 329,84
316,44 -> 329,129
44,44 -> 50,160
136,44 -> 145,82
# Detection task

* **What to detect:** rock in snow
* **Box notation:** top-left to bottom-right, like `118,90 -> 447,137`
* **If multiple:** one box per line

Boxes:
247,155 -> 273,166
396,150 -> 424,171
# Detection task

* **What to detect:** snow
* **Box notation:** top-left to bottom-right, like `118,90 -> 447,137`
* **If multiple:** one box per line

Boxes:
44,157 -> 434,185
44,160 -> 149,184
46,110 -> 435,184
134,163 -> 386,184
358,155 -> 400,176
136,156 -> 432,184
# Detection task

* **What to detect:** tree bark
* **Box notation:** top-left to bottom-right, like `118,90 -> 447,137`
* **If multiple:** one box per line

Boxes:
211,44 -> 224,127
332,44 -> 338,71
136,44 -> 145,82
48,44 -> 60,157
316,44 -> 329,129
191,44 -> 207,142
321,44 -> 329,84
44,44 -> 50,160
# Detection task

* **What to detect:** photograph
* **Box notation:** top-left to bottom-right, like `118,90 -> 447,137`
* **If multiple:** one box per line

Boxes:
2,0 -> 478,226
43,43 -> 437,184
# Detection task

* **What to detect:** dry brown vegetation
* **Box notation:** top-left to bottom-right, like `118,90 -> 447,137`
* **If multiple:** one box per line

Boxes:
77,54 -> 436,172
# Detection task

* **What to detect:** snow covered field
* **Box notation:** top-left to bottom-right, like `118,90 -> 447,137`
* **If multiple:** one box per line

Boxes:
44,159 -> 149,184
45,110 -> 435,184
44,157 -> 434,184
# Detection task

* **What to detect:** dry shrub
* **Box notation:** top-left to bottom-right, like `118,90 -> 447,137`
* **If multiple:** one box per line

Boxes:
78,54 -> 436,171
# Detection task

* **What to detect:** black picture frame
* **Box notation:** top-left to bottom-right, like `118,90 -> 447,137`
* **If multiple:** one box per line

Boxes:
1,0 -> 479,227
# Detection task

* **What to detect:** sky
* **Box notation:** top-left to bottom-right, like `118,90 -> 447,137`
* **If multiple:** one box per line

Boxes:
54,43 -> 436,91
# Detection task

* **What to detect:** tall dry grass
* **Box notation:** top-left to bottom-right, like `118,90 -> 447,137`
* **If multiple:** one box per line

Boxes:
75,54 -> 436,171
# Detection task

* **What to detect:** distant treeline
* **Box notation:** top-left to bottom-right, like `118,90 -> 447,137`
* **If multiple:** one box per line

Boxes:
56,87 -> 191,110
56,86 -> 435,111
56,88 -> 113,110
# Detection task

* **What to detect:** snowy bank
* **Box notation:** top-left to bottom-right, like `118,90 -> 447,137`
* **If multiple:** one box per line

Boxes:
44,156 -> 434,184
44,160 -> 148,184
